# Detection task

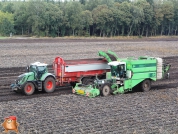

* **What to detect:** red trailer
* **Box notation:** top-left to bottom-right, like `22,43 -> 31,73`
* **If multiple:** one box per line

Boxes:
53,57 -> 110,86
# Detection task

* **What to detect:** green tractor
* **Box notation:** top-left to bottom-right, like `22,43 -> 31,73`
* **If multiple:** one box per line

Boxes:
73,55 -> 171,97
11,62 -> 56,95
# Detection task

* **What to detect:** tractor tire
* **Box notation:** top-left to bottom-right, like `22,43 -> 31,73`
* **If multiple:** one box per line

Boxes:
23,82 -> 35,95
100,83 -> 111,96
43,77 -> 56,93
141,79 -> 151,92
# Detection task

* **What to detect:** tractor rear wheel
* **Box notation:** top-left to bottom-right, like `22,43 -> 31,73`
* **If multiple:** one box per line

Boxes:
43,77 -> 56,93
23,82 -> 35,95
141,79 -> 151,92
100,83 -> 111,96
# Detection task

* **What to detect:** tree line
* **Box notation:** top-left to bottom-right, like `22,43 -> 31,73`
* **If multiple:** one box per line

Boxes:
0,0 -> 178,37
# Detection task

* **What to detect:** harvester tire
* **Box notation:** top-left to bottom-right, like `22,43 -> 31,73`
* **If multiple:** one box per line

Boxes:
141,79 -> 151,92
23,82 -> 35,95
85,79 -> 93,85
43,77 -> 56,93
82,78 -> 88,84
100,83 -> 111,96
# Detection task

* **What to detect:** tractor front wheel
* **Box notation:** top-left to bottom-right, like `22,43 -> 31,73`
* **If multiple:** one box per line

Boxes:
23,82 -> 35,95
141,79 -> 151,92
100,83 -> 111,96
43,77 -> 56,93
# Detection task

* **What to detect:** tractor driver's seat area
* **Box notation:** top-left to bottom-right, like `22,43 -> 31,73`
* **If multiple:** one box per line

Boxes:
29,65 -> 38,79
37,66 -> 46,80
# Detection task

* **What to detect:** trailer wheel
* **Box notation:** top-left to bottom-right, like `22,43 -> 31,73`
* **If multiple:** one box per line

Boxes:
43,77 -> 56,93
100,83 -> 111,96
23,82 -> 35,95
141,79 -> 151,92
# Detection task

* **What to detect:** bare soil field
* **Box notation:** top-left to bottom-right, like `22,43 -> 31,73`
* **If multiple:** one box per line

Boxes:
0,38 -> 177,134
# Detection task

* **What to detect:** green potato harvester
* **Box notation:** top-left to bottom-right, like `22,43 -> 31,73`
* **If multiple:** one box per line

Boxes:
72,51 -> 171,97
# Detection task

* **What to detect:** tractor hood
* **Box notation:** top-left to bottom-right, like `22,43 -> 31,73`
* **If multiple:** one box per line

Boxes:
18,73 -> 27,78
16,73 -> 27,83
15,72 -> 34,85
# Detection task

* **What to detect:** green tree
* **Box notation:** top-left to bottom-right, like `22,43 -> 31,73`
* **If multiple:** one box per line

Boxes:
81,10 -> 93,36
1,2 -> 15,13
26,0 -> 47,36
65,1 -> 83,36
119,2 -> 132,36
127,3 -> 144,36
172,1 -> 178,35
146,0 -> 154,5
161,1 -> 174,35
43,3 -> 63,37
0,11 -> 14,36
152,1 -> 164,35
101,0 -> 115,7
58,2 -> 69,36
85,0 -> 102,11
14,3 -> 28,35
110,2 -> 122,36
114,0 -> 129,3
79,0 -> 86,5
0,3 -> 2,10
134,0 -> 154,37
92,4 -> 113,37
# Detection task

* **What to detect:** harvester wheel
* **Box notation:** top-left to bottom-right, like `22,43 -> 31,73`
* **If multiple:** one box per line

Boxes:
82,78 -> 88,84
141,79 -> 151,92
43,77 -> 56,93
23,82 -> 35,95
85,79 -> 93,85
100,83 -> 111,96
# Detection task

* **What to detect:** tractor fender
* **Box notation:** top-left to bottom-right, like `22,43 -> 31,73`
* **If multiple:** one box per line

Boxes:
40,73 -> 55,81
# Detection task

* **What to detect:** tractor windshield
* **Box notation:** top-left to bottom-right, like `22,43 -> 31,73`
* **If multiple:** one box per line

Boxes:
37,66 -> 46,73
29,65 -> 37,72
111,64 -> 125,78
36,66 -> 47,79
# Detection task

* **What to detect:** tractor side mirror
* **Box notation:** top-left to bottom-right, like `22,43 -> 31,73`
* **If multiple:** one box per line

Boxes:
27,66 -> 29,72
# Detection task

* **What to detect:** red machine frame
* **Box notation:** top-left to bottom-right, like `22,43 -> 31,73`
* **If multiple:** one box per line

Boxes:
53,57 -> 110,86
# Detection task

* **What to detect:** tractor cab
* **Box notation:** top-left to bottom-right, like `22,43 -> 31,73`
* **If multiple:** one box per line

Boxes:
108,61 -> 126,80
28,62 -> 48,80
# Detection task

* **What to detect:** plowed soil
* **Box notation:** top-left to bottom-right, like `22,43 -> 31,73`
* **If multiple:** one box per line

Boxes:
0,38 -> 177,134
